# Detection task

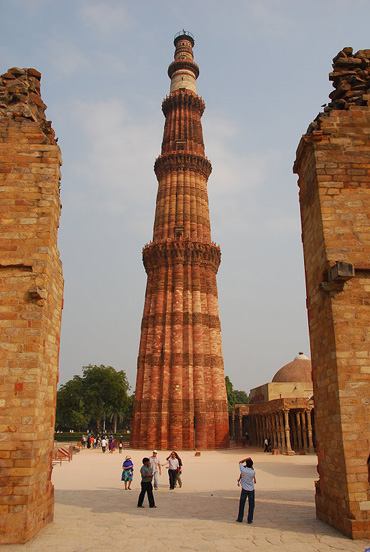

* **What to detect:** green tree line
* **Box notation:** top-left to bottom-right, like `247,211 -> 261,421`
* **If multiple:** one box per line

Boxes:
225,375 -> 249,411
56,364 -> 133,433
56,367 -> 248,432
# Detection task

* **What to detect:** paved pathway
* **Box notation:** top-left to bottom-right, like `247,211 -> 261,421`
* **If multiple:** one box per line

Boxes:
5,447 -> 370,551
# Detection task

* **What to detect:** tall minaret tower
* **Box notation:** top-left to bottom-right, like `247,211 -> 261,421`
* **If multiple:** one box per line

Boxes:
131,31 -> 229,450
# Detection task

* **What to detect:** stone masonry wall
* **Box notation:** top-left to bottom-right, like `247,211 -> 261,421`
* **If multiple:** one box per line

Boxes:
0,67 -> 63,544
294,48 -> 370,539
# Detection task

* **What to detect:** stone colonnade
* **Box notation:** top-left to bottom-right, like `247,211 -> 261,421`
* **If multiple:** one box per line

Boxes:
231,399 -> 315,454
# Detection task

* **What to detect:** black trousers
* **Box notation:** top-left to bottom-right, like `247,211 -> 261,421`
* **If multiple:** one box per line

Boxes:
237,489 -> 255,523
168,469 -> 177,489
138,481 -> 155,507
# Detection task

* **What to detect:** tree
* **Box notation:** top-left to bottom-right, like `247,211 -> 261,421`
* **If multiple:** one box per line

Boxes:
82,365 -> 130,431
225,375 -> 237,411
56,365 -> 131,432
108,391 -> 134,432
234,389 -> 249,405
225,376 -> 249,411
56,375 -> 90,431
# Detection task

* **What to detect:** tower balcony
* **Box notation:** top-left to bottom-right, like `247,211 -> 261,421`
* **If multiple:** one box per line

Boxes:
174,30 -> 195,47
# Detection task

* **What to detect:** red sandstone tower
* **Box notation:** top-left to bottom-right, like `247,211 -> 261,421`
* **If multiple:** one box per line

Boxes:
131,31 -> 229,450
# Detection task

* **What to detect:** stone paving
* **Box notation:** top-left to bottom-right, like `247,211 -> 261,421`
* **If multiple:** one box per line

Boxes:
4,447 -> 370,551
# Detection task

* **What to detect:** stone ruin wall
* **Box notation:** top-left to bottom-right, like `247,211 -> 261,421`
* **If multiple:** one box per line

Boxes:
0,67 -> 63,544
294,48 -> 370,539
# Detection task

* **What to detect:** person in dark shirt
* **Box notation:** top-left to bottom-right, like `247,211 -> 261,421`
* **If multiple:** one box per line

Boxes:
137,457 -> 156,508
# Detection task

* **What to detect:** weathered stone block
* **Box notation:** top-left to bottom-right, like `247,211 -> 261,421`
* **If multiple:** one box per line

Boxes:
0,67 -> 63,544
294,47 -> 370,539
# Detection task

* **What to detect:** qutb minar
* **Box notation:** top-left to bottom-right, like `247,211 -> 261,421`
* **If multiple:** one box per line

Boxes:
131,31 -> 229,450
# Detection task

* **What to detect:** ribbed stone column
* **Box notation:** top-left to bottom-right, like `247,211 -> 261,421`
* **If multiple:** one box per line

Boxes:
306,409 -> 315,453
274,412 -> 281,449
284,409 -> 293,454
302,411 -> 308,451
271,413 -> 277,449
230,411 -> 235,441
251,415 -> 257,445
296,411 -> 303,450
131,31 -> 229,450
279,410 -> 286,453
258,415 -> 263,447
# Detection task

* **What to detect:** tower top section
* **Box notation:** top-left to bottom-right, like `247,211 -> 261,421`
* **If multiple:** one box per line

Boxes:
168,30 -> 199,95
174,30 -> 194,47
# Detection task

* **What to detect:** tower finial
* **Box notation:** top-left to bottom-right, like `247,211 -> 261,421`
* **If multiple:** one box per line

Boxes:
169,31 -> 198,94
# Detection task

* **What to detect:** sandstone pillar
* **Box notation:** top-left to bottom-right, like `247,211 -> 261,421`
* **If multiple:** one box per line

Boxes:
255,415 -> 260,446
131,32 -> 229,450
256,415 -> 262,447
302,411 -> 308,451
279,410 -> 286,453
294,47 -> 370,538
253,415 -> 258,446
271,413 -> 277,449
259,415 -> 264,447
0,68 -> 63,543
296,411 -> 303,450
237,414 -> 243,441
250,415 -> 255,445
261,415 -> 266,445
290,411 -> 296,450
275,412 -> 282,450
230,411 -> 235,441
283,409 -> 293,454
306,409 -> 315,453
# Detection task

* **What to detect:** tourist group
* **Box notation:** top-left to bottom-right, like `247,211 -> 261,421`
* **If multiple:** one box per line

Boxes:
121,450 -> 256,523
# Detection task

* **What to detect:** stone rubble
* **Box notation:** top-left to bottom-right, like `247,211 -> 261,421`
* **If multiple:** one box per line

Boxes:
307,47 -> 370,133
0,67 -> 56,143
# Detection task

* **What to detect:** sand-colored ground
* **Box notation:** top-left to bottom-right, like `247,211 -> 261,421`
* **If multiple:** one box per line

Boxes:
4,446 -> 370,551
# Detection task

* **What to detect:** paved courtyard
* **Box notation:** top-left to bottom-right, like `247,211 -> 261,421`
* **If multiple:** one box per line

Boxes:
4,447 -> 370,551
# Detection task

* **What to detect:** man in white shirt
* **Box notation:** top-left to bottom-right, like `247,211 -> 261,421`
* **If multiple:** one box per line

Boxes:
236,457 -> 256,524
149,450 -> 161,490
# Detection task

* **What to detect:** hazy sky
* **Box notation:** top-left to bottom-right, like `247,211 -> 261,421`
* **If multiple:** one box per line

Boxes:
2,0 -> 369,392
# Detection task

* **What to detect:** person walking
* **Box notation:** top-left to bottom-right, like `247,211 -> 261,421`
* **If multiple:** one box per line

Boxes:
165,451 -> 179,490
137,458 -> 156,508
149,450 -> 161,490
236,457 -> 256,524
173,452 -> 182,488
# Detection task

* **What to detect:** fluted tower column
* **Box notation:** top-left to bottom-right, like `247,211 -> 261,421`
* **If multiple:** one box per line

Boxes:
131,31 -> 229,450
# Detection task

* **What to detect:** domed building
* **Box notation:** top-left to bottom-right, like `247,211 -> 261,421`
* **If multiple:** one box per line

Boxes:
230,353 -> 315,454
272,352 -> 312,383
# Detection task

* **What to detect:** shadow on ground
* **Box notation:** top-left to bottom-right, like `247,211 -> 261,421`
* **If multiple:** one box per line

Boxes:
54,486 -> 347,541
